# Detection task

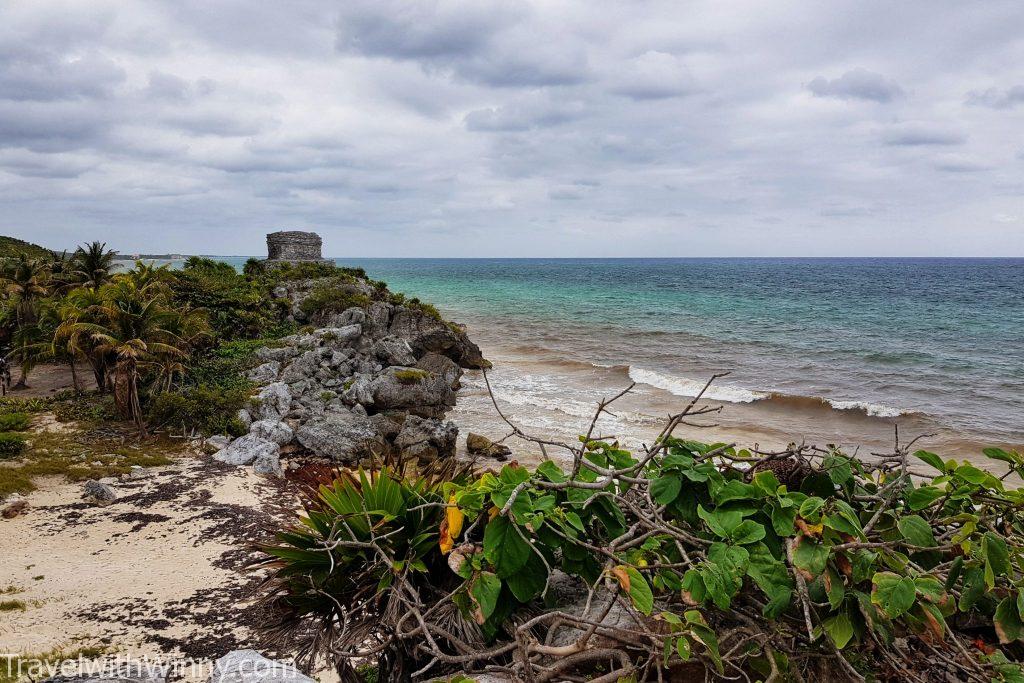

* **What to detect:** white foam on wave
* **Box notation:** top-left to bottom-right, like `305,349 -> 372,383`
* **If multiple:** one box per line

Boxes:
628,367 -> 769,403
826,399 -> 905,418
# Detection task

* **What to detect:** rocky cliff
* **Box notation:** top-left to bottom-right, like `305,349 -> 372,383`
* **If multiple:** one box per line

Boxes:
211,274 -> 488,473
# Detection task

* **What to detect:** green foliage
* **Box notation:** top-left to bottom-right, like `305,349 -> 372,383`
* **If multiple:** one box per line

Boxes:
0,412 -> 30,431
147,384 -> 250,436
0,432 -> 27,458
297,284 -> 371,318
170,258 -> 280,340
0,236 -> 52,260
393,368 -> 429,384
259,439 -> 1024,680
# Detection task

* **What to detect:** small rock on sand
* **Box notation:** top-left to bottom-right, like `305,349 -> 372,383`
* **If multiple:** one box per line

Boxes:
82,480 -> 118,506
2,494 -> 29,518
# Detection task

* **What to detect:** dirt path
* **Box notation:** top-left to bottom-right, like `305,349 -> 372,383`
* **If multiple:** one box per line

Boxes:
5,363 -> 97,399
0,455 -> 296,663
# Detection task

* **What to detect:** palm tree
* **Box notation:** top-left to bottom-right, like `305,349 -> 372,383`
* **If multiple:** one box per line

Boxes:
71,241 -> 118,290
63,279 -> 207,431
54,287 -> 110,392
1,255 -> 51,388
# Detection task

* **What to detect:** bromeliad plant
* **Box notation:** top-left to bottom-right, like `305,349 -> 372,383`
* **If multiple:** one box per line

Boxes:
256,378 -> 1024,683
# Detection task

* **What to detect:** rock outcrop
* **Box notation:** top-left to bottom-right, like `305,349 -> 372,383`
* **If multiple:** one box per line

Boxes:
210,650 -> 313,683
213,272 -> 488,472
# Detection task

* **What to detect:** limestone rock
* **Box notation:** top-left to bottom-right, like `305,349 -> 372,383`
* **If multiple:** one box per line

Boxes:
236,409 -> 252,430
82,480 -> 117,506
1,494 -> 28,519
249,419 -> 294,446
214,434 -> 279,466
370,336 -> 416,366
205,434 -> 232,453
255,383 -> 291,421
246,361 -> 280,384
279,351 -> 319,384
416,352 -> 462,389
367,366 -> 455,417
253,451 -> 283,477
210,650 -> 313,683
466,433 -> 512,461
295,411 -> 388,463
395,415 -> 458,462
314,325 -> 362,344
388,308 -> 488,369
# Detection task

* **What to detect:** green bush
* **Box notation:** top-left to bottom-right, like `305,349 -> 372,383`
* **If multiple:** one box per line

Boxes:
0,412 -> 30,431
147,385 -> 250,436
51,394 -> 117,423
0,432 -> 28,458
298,286 -> 371,318
258,439 -> 1024,682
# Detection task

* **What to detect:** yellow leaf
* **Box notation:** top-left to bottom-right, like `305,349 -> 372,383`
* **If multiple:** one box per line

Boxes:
488,505 -> 500,521
611,565 -> 631,592
446,495 -> 465,541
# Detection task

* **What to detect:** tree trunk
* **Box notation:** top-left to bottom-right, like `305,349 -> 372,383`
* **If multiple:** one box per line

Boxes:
13,363 -> 28,390
113,360 -> 145,434
69,360 -> 81,392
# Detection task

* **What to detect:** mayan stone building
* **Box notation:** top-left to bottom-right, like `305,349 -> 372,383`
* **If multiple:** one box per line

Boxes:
264,230 -> 331,264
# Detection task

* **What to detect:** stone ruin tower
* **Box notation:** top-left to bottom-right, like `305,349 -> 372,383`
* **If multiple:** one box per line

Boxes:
264,230 -> 331,265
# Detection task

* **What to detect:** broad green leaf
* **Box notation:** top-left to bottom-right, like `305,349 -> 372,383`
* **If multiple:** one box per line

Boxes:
914,450 -> 946,472
799,497 -> 825,519
535,460 -> 566,483
984,532 -> 1011,588
823,612 -> 855,648
771,503 -> 797,536
730,520 -> 766,545
958,566 -> 985,611
792,537 -> 829,578
908,485 -> 945,511
483,516 -> 532,578
471,572 -> 501,620
624,566 -> 654,615
697,505 -> 741,537
506,553 -> 548,603
995,597 -> 1024,643
872,572 -> 916,618
984,447 -> 1018,465
651,474 -> 683,505
914,576 -> 946,604
676,635 -> 691,661
897,515 -> 936,548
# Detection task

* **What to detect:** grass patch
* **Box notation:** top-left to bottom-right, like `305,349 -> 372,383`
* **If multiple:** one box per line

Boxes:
0,432 -> 28,458
393,369 -> 429,385
0,585 -> 23,595
0,599 -> 26,611
0,413 -> 31,431
0,420 -> 182,497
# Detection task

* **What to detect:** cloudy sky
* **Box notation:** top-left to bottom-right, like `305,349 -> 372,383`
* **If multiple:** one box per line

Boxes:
2,1 -> 1023,257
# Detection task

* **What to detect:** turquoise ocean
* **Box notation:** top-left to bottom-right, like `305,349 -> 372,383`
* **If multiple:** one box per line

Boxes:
212,257 -> 1023,457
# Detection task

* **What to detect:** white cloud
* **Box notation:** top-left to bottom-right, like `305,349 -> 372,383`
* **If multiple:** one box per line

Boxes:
0,0 -> 1022,255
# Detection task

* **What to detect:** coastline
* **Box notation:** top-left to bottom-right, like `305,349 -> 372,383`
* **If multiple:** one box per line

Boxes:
449,337 -> 1015,468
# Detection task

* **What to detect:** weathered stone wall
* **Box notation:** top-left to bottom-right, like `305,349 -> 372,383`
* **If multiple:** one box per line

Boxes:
265,230 -> 328,263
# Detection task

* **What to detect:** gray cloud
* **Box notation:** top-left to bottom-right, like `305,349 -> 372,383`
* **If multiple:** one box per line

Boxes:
0,0 -> 1022,256
807,68 -> 903,102
882,124 -> 966,146
966,86 -> 1024,109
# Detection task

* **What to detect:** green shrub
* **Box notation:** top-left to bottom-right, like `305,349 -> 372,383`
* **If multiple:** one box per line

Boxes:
298,286 -> 371,318
0,432 -> 28,458
0,397 -> 49,415
147,385 -> 251,436
258,439 -> 1024,682
0,412 -> 30,431
51,394 -> 117,423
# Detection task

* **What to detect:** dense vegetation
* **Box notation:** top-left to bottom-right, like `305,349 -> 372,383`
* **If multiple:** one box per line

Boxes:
0,236 -> 53,260
258,393 -> 1024,683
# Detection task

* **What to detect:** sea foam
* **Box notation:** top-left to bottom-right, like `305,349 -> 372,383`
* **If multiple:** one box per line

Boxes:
627,367 -> 769,403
